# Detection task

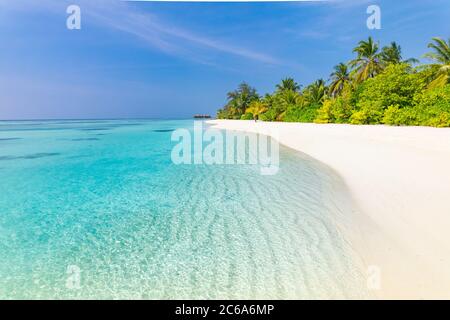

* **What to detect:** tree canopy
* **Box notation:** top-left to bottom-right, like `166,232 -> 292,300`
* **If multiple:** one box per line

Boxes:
217,36 -> 450,128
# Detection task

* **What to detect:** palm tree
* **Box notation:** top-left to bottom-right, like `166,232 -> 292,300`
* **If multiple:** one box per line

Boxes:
381,42 -> 402,65
246,100 -> 268,121
423,37 -> 450,88
381,42 -> 419,66
329,63 -> 350,97
226,82 -> 259,117
350,37 -> 383,83
305,79 -> 327,105
276,78 -> 301,92
278,89 -> 301,105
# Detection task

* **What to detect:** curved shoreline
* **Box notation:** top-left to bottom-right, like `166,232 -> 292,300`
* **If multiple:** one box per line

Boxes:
207,119 -> 450,299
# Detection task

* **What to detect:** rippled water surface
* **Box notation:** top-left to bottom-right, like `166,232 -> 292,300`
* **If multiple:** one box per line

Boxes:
0,120 -> 370,299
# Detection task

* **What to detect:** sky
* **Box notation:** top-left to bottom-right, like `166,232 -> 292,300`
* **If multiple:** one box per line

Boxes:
0,0 -> 449,120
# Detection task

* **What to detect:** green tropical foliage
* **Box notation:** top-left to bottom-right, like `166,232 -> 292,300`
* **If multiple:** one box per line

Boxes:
423,37 -> 450,88
276,78 -> 301,92
351,64 -> 425,124
329,63 -> 351,97
304,79 -> 327,105
381,42 -> 419,66
350,37 -> 383,83
315,82 -> 355,124
244,100 -> 268,120
383,85 -> 450,127
380,42 -> 402,65
217,36 -> 450,127
217,82 -> 259,119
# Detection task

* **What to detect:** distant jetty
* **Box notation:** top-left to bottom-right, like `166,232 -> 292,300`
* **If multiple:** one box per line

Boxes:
193,114 -> 212,119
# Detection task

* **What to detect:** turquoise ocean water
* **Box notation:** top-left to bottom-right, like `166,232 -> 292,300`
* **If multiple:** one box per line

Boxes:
0,119 -> 370,299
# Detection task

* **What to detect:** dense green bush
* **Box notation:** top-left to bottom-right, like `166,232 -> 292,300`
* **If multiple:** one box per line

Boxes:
316,84 -> 355,123
413,85 -> 450,127
353,64 -> 425,124
240,113 -> 254,120
284,103 -> 319,122
382,85 -> 450,127
259,108 -> 279,121
349,110 -> 370,125
314,100 -> 333,124
382,105 -> 417,126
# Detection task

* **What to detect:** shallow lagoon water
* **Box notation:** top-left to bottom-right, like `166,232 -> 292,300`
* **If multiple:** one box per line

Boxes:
0,120 -> 370,299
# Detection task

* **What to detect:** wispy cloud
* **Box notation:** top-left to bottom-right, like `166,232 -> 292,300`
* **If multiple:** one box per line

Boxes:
92,2 -> 280,64
0,0 -> 280,65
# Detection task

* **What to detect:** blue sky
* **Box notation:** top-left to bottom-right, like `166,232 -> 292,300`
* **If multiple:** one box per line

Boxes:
0,0 -> 449,119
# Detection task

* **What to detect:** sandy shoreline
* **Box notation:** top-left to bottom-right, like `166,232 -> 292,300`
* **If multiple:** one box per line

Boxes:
207,119 -> 450,299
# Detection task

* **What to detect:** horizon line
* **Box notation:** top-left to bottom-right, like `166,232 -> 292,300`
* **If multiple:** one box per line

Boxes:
122,0 -> 330,2
0,117 -> 201,122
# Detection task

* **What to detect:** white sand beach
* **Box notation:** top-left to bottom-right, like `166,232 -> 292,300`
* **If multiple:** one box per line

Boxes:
207,119 -> 450,299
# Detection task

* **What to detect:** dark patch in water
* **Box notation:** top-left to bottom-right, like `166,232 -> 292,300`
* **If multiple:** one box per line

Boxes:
78,123 -> 142,132
153,129 -> 174,133
66,154 -> 90,160
1,121 -> 144,133
0,138 -> 21,141
52,121 -> 106,125
71,138 -> 100,141
0,153 -> 60,161
0,127 -> 75,132
79,128 -> 110,131
121,123 -> 142,126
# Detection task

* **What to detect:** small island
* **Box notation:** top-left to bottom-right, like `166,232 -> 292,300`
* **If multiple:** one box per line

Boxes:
193,114 -> 212,119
